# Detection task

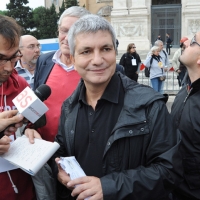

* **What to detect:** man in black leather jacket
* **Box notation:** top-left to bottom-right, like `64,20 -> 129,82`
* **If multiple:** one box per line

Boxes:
53,14 -> 182,200
171,32 -> 200,199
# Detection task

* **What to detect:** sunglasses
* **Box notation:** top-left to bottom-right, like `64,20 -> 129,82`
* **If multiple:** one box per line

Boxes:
130,47 -> 136,49
190,35 -> 200,47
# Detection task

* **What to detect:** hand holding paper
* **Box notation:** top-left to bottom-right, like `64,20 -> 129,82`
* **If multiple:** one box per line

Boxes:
1,135 -> 60,175
58,157 -> 103,200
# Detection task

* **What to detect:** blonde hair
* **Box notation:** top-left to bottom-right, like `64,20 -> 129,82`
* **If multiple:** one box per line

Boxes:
150,46 -> 159,54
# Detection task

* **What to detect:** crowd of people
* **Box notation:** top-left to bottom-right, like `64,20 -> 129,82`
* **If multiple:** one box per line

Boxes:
0,5 -> 200,200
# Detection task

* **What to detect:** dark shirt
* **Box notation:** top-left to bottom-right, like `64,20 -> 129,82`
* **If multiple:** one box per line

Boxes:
166,37 -> 172,45
75,73 -> 125,177
171,78 -> 200,199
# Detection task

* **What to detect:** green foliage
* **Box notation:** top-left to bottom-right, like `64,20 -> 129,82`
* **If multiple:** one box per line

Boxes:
0,10 -> 8,15
63,0 -> 79,8
6,0 -> 34,35
4,0 -> 81,39
32,4 -> 58,39
58,1 -> 65,19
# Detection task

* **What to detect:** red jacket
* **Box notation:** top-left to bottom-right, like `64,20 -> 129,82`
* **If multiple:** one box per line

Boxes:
0,70 -> 36,199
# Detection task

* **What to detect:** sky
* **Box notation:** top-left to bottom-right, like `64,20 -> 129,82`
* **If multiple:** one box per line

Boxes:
0,0 -> 45,10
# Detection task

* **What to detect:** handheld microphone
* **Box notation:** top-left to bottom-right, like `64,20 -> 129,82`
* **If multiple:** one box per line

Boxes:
34,84 -> 51,102
0,84 -> 51,139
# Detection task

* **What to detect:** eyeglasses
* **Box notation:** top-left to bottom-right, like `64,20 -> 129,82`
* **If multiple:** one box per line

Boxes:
20,44 -> 41,50
190,35 -> 200,47
130,47 -> 136,49
0,51 -> 23,66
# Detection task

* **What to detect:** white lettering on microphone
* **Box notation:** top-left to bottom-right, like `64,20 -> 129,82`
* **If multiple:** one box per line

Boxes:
28,106 -> 42,118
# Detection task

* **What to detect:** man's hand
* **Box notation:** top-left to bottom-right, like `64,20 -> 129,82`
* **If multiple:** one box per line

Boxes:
0,110 -> 24,135
55,158 -> 73,189
0,136 -> 11,155
25,128 -> 42,144
68,176 -> 103,200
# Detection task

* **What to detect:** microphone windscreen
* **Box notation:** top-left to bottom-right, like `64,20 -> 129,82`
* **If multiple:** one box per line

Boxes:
35,84 -> 51,102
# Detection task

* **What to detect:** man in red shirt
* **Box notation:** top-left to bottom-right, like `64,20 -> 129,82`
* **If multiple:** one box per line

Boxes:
0,15 -> 36,199
34,6 -> 90,142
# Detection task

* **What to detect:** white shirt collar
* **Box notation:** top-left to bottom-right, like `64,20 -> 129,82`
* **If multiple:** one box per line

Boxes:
52,50 -> 74,72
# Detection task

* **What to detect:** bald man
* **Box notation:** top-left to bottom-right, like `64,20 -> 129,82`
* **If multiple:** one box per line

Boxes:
15,35 -> 41,88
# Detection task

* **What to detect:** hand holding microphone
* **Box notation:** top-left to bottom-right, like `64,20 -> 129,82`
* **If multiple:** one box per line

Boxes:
0,84 -> 51,139
0,110 -> 24,138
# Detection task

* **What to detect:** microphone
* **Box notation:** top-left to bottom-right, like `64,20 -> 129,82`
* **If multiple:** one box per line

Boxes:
0,84 -> 51,139
34,84 -> 51,102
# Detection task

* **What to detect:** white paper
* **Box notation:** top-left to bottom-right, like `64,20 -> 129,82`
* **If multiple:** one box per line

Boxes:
59,157 -> 90,200
1,135 -> 60,175
59,156 -> 86,180
0,135 -> 18,173
132,59 -> 136,65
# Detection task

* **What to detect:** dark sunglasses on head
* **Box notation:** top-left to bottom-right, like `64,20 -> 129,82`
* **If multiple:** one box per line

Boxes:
190,35 -> 200,47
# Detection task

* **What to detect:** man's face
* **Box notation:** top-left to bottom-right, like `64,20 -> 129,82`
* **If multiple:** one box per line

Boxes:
58,16 -> 79,56
20,36 -> 40,65
72,30 -> 116,88
179,32 -> 200,68
0,35 -> 20,83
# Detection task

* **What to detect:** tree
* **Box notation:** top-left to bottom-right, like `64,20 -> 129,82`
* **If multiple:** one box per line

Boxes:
32,4 -> 58,39
6,0 -> 34,34
63,0 -> 79,8
31,6 -> 47,39
0,10 -> 8,15
58,1 -> 65,19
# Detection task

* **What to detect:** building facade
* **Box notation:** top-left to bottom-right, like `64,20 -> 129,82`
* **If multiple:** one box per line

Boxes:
45,0 -> 200,50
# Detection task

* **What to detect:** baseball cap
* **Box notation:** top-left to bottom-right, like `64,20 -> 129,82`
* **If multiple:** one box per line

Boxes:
180,37 -> 188,44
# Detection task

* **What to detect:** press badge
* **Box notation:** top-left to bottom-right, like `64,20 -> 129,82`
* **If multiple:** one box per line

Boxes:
132,59 -> 136,65
158,62 -> 163,68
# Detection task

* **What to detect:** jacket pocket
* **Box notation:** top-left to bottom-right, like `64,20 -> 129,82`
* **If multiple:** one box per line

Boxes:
182,157 -> 200,190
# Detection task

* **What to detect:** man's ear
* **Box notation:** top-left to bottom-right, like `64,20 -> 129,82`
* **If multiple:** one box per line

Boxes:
70,55 -> 76,70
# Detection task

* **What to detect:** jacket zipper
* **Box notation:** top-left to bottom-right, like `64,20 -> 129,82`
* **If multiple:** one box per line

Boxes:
184,84 -> 193,103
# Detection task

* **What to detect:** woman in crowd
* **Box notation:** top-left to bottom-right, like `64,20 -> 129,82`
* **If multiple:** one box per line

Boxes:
144,46 -> 168,93
119,43 -> 141,82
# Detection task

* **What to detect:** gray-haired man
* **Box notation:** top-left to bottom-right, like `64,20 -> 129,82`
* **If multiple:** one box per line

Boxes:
53,14 -> 182,200
33,6 -> 90,142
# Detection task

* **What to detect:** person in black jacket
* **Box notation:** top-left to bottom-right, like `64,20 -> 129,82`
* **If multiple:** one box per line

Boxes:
171,32 -> 200,199
52,14 -> 182,200
119,43 -> 141,82
166,33 -> 173,55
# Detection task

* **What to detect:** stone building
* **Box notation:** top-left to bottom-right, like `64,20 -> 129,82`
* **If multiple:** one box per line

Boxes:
45,0 -> 200,51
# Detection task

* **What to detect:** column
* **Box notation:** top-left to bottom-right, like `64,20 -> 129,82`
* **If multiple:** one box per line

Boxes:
129,0 -> 148,15
183,0 -> 200,36
111,0 -> 128,16
111,0 -> 150,51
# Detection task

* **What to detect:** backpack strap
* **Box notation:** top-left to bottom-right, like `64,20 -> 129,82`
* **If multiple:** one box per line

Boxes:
149,56 -> 153,72
162,50 -> 167,58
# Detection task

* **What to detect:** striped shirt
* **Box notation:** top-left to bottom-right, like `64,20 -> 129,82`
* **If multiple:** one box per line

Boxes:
15,61 -> 34,89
